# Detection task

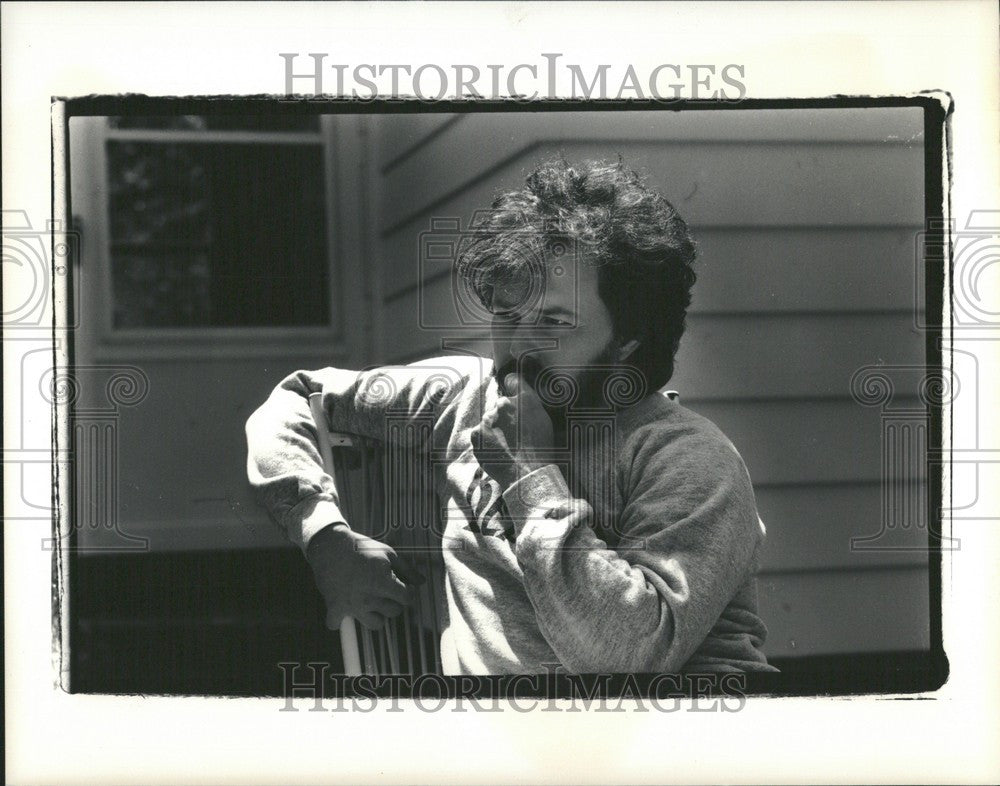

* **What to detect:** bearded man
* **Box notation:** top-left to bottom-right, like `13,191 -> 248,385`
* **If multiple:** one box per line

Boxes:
246,158 -> 777,675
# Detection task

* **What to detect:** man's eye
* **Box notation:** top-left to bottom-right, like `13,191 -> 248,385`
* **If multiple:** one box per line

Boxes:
540,316 -> 570,327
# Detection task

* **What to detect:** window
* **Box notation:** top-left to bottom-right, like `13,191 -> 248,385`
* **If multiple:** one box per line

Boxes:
102,115 -> 330,329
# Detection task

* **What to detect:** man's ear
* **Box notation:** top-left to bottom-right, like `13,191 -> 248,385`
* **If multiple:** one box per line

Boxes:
617,338 -> 641,360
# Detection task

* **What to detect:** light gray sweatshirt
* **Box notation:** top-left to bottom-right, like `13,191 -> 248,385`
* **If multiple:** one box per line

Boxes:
245,354 -> 777,674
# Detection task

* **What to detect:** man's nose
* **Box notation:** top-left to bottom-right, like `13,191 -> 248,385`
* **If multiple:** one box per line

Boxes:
507,323 -> 545,363
493,329 -> 533,370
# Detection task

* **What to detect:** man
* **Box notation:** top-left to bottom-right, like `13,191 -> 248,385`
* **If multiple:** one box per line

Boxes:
246,158 -> 777,674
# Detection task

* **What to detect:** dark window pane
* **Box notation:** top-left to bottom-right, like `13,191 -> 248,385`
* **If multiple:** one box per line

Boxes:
107,142 -> 211,245
108,115 -> 321,132
106,141 -> 329,327
112,252 -> 212,328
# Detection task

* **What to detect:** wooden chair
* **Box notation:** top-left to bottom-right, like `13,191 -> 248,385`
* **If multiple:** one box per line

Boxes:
308,393 -> 446,677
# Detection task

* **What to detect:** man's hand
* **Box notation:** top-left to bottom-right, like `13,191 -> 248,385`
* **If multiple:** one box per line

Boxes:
471,373 -> 554,488
305,523 -> 423,631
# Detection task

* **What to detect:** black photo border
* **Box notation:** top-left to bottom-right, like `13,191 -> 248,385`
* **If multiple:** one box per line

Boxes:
52,93 -> 952,700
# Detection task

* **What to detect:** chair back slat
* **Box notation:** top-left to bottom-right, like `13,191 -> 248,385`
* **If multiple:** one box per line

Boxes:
308,393 -> 445,676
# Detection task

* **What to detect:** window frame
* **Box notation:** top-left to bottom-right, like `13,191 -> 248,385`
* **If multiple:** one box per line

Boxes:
72,115 -> 359,360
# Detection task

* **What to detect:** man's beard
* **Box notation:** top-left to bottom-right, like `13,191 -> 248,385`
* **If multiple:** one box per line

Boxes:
492,339 -> 623,428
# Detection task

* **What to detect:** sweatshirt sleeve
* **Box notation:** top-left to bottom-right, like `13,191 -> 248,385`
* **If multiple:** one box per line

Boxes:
245,359 -> 470,553
500,421 -> 766,673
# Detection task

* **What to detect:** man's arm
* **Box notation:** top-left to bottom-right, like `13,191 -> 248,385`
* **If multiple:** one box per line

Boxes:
501,424 -> 766,674
245,359 -> 472,552
245,358 -> 475,631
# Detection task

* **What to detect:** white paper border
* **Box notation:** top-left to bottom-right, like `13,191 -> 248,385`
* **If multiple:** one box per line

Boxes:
4,2 -> 1000,783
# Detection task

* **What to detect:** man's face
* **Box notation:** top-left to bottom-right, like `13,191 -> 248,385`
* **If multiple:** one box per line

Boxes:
488,249 -> 619,411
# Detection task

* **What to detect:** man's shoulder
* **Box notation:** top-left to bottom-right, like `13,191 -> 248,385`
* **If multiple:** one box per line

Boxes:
406,354 -> 492,376
615,394 -> 745,468
617,392 -> 727,438
396,355 -> 492,397
614,396 -> 758,519
408,356 -> 502,420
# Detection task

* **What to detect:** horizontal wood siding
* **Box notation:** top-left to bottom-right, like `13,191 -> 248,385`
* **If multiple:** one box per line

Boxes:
371,107 -> 931,659
759,566 -> 930,658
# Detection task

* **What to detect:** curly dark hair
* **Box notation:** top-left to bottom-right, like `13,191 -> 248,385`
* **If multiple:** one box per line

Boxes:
456,157 -> 697,391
